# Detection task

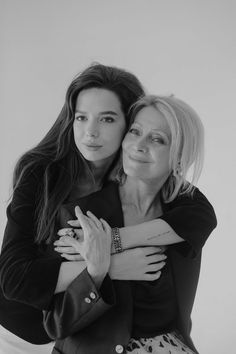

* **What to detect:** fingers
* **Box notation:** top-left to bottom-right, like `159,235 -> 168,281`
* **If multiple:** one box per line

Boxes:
145,271 -> 161,281
67,219 -> 81,227
57,229 -> 81,242
57,235 -> 81,250
143,246 -> 165,256
146,261 -> 166,272
54,246 -> 77,254
159,245 -> 167,253
74,206 -> 91,232
61,254 -> 84,261
86,211 -> 102,229
57,228 -> 74,237
100,218 -> 111,233
146,253 -> 167,264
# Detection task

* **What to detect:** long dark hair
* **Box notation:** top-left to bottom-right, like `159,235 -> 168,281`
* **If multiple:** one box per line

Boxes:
13,63 -> 145,244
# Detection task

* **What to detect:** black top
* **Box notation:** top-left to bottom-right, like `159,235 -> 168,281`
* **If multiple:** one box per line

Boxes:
0,165 -> 217,344
60,186 -> 177,340
131,258 -> 177,338
44,182 -> 217,354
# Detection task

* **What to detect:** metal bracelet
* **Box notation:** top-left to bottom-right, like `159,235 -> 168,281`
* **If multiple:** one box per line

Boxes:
112,227 -> 123,253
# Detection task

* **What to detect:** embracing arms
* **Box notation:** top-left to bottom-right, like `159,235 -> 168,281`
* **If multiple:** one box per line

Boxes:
55,187 -> 217,292
120,187 -> 217,256
0,166 -> 216,310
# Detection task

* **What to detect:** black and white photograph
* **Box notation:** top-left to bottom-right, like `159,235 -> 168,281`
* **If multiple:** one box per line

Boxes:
0,1 -> 235,353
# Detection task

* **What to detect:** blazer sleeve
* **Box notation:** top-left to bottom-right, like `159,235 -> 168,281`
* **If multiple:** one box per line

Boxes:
0,167 -> 63,310
44,268 -> 116,339
160,187 -> 217,257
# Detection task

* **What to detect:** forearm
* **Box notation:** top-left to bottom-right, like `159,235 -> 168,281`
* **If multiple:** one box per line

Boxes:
119,188 -> 217,255
55,260 -> 87,293
0,242 -> 63,309
55,261 -> 108,294
120,219 -> 184,250
44,269 -> 115,339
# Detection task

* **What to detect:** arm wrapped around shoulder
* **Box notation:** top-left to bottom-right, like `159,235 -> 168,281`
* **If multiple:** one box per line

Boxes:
160,187 -> 217,257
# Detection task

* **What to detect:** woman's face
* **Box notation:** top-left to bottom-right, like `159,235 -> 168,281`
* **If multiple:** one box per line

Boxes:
73,88 -> 126,167
122,106 -> 171,183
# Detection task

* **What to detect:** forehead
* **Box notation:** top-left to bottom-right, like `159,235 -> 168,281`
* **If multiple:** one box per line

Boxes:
134,106 -> 170,134
75,88 -> 122,112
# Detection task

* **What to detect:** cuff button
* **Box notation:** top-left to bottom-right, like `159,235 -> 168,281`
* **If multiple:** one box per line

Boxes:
115,344 -> 124,353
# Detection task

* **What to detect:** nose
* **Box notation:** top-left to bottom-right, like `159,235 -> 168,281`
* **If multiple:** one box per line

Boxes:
86,121 -> 99,138
134,137 -> 148,153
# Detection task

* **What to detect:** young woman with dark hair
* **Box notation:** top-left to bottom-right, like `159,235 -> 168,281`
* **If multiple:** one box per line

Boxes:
0,65 -> 216,354
44,95 -> 216,354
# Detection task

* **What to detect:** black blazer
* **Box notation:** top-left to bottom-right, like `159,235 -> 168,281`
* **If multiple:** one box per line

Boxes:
0,167 -> 216,345
44,182 -> 216,354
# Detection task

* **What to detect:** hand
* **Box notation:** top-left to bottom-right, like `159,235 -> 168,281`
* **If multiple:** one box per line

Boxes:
109,246 -> 167,281
59,206 -> 112,284
54,228 -> 84,261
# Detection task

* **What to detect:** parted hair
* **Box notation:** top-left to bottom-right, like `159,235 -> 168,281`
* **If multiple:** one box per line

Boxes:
13,63 -> 145,244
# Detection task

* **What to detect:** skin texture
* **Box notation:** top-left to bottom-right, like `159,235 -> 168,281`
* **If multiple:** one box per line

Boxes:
55,106 -> 179,287
55,92 -> 177,293
73,88 -> 126,168
122,106 -> 171,184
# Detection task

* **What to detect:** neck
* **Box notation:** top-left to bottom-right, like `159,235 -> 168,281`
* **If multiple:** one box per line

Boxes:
119,176 -> 165,214
86,155 -> 114,185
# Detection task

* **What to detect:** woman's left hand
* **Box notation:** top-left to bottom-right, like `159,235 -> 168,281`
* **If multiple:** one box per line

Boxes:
55,206 -> 112,286
54,228 -> 84,261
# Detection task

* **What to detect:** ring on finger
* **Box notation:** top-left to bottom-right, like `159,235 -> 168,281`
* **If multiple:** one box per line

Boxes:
66,229 -> 76,238
66,229 -> 80,240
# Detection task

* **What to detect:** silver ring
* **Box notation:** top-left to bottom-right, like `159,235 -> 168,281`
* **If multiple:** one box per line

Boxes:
67,229 -> 76,238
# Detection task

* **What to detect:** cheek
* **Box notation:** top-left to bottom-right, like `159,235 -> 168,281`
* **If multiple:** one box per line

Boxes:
162,158 -> 171,175
121,134 -> 131,151
107,126 -> 126,147
154,150 -> 170,170
73,124 -> 83,143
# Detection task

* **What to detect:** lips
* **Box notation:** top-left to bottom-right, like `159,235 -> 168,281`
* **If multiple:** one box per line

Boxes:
83,143 -> 102,151
128,154 -> 150,164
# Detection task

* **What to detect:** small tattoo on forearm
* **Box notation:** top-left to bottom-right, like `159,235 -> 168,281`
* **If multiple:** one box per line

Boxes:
147,230 -> 171,240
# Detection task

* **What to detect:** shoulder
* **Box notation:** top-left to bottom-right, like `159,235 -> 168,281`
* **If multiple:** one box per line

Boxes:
11,160 -> 51,206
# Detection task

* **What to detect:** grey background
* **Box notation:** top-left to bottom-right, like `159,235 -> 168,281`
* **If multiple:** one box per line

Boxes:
1,1 -> 235,352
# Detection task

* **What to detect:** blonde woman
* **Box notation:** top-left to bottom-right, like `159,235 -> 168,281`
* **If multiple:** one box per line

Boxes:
0,64 -> 215,354
44,95 -> 216,354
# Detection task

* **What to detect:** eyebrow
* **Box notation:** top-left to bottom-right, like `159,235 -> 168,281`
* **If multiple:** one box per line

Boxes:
75,110 -> 119,116
132,122 -> 170,137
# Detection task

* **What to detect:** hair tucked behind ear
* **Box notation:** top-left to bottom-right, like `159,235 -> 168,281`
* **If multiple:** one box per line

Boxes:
114,94 -> 204,202
13,63 -> 145,244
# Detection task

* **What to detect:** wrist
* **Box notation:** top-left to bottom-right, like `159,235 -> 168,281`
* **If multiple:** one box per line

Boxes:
119,226 -> 136,249
87,266 -> 107,287
111,227 -> 123,254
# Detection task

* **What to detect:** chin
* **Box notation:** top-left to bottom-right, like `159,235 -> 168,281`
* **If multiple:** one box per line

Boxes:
123,166 -> 143,178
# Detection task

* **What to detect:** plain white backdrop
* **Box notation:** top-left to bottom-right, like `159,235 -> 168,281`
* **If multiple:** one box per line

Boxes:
1,1 -> 235,353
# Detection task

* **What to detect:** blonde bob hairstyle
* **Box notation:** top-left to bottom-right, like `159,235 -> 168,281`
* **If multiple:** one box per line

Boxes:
115,95 -> 204,203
